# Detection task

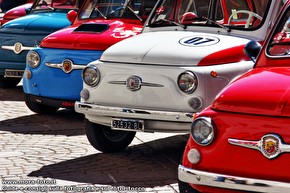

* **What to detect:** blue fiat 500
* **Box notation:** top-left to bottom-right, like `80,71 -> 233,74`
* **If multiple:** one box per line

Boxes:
0,0 -> 82,88
22,0 -> 155,114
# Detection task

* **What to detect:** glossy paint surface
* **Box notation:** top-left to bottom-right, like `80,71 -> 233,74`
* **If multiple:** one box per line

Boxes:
0,0 -> 79,76
0,3 -> 32,25
181,1 -> 290,192
23,0 -> 147,104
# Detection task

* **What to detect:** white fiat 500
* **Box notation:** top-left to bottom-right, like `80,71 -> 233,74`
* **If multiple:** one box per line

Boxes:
75,0 -> 284,153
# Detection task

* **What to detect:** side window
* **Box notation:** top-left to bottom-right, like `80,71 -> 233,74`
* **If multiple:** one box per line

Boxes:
267,8 -> 290,57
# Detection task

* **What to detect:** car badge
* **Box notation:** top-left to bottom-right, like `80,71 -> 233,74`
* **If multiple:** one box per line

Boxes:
228,134 -> 288,159
261,135 -> 280,158
62,59 -> 73,73
126,75 -> 142,91
14,42 -> 23,54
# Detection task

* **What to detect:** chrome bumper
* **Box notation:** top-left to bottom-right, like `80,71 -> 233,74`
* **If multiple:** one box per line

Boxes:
75,101 -> 193,132
178,165 -> 290,193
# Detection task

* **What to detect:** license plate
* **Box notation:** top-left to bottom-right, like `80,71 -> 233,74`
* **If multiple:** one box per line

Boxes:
5,70 -> 24,78
111,118 -> 144,131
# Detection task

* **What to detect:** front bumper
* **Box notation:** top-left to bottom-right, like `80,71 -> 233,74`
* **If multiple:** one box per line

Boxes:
178,165 -> 290,193
28,94 -> 75,109
75,101 -> 193,132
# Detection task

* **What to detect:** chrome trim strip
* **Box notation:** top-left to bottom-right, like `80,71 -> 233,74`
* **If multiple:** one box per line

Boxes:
2,44 -> 35,54
45,62 -> 85,73
229,134 -> 290,159
178,165 -> 290,193
75,101 -> 193,122
108,81 -> 164,87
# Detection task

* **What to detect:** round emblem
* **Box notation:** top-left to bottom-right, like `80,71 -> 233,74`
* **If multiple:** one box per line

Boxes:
126,75 -> 142,91
179,36 -> 220,47
14,42 -> 23,54
62,60 -> 73,73
261,134 -> 281,159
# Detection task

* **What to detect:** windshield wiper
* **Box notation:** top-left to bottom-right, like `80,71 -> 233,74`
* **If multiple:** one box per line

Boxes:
201,16 -> 231,32
152,18 -> 187,29
94,6 -> 107,19
123,5 -> 143,21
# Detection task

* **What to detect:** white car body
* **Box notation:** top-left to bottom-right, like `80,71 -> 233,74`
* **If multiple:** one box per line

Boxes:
75,0 -> 284,152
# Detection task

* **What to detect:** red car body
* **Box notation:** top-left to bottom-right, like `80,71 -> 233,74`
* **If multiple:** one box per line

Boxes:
178,0 -> 290,193
0,0 -> 33,25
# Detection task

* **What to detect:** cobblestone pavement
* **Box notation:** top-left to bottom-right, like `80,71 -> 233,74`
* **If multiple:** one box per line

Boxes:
0,84 -> 189,193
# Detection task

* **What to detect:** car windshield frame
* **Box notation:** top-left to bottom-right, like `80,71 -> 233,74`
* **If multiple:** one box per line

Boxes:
148,0 -> 274,31
78,0 -> 145,21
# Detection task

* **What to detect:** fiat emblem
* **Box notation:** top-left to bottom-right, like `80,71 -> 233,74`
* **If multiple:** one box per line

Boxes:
261,135 -> 281,159
126,75 -> 142,91
14,42 -> 23,54
62,59 -> 73,73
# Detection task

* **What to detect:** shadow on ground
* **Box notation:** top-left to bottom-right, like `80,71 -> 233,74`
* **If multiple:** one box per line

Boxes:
0,109 -> 85,136
0,85 -> 24,101
28,134 -> 189,188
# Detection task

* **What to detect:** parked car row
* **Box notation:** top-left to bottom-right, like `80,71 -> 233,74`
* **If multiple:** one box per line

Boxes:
75,0 -> 282,153
0,0 -> 290,192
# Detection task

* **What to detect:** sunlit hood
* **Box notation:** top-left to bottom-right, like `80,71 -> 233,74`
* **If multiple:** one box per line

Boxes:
0,12 -> 71,34
212,67 -> 290,117
100,31 -> 251,66
40,20 -> 142,50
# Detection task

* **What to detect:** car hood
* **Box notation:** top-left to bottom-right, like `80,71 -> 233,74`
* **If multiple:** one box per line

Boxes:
40,20 -> 142,50
100,31 -> 251,66
212,67 -> 290,117
0,12 -> 71,34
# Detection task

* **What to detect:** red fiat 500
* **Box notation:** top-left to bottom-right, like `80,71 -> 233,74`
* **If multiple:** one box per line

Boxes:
178,0 -> 290,193
0,0 -> 34,25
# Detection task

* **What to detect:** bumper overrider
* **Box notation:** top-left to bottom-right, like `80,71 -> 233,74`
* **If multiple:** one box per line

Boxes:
178,165 -> 290,193
75,101 -> 193,132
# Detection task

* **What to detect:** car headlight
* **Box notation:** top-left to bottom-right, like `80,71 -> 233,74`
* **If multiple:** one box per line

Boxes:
82,65 -> 100,87
178,71 -> 198,93
26,51 -> 40,68
191,117 -> 214,146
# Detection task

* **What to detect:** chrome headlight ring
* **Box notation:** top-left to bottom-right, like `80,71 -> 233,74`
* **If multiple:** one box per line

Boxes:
26,51 -> 40,68
178,71 -> 198,94
191,117 -> 215,146
82,65 -> 101,87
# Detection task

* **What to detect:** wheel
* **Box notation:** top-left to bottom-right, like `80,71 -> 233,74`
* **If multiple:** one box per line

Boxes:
178,179 -> 200,193
84,118 -> 136,153
228,10 -> 262,28
0,75 -> 21,88
24,94 -> 59,114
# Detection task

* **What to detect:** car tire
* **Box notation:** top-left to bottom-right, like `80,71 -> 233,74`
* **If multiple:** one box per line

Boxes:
0,76 -> 21,88
84,118 -> 136,153
24,94 -> 59,114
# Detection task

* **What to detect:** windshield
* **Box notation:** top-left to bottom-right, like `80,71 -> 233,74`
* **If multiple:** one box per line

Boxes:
267,7 -> 290,57
32,0 -> 80,11
149,0 -> 273,30
79,0 -> 156,20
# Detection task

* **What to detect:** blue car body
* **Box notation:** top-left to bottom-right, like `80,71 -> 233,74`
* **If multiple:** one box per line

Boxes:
22,0 -> 153,114
23,47 -> 103,103
0,0 -> 79,88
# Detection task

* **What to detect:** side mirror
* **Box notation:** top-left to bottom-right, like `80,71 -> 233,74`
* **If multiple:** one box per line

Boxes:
244,40 -> 262,62
67,10 -> 77,23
